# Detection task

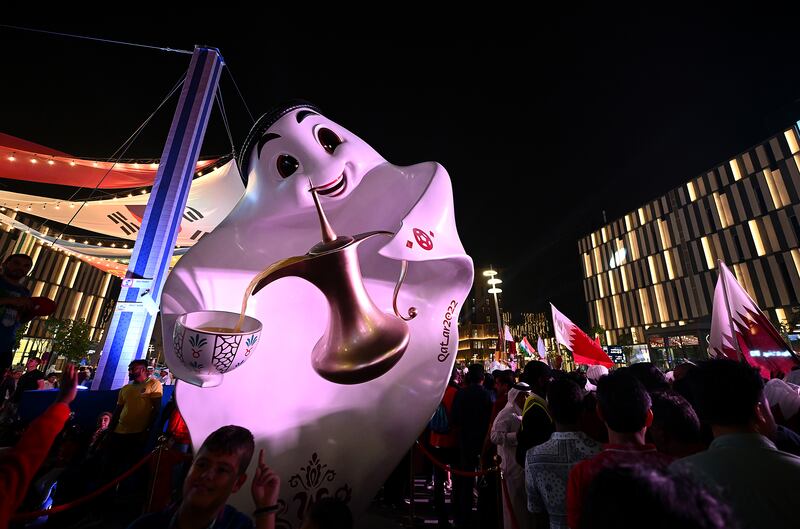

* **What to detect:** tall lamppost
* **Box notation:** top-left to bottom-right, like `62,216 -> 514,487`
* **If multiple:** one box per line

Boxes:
483,268 -> 505,360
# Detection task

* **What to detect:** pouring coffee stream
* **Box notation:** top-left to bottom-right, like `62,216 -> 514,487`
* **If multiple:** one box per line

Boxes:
233,182 -> 417,384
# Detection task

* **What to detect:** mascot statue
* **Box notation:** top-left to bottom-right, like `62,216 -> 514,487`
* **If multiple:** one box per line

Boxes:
161,101 -> 474,526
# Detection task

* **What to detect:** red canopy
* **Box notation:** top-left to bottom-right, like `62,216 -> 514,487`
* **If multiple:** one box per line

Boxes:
0,133 -> 218,189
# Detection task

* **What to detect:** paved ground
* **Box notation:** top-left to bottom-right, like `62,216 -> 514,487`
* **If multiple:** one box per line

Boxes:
359,477 -> 454,529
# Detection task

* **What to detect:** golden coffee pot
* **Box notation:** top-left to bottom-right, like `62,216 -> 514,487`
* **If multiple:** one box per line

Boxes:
249,183 -> 417,384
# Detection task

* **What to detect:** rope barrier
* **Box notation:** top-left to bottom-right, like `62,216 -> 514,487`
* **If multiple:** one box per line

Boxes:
10,447 -> 160,522
414,441 -> 498,477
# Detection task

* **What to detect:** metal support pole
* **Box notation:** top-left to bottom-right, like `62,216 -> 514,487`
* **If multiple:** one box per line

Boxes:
93,47 -> 223,389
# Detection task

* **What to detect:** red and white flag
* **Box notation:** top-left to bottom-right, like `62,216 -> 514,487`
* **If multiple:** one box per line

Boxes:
551,303 -> 614,367
710,261 -> 799,378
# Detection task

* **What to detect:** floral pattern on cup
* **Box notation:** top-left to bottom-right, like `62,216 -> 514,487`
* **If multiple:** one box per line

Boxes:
172,311 -> 262,386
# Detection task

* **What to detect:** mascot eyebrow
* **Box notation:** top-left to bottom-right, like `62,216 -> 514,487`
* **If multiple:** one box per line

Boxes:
296,110 -> 318,123
257,133 -> 281,160
255,110 -> 320,159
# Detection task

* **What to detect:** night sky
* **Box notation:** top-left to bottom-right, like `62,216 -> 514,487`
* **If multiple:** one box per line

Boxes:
2,10 -> 800,326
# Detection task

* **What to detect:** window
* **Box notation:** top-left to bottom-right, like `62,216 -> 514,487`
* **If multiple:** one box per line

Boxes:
613,295 -> 624,328
665,250 -> 676,280
712,193 -> 726,228
764,169 -> 784,209
54,255 -> 69,284
638,288 -> 652,325
772,169 -> 791,207
730,158 -> 743,181
66,262 -> 81,288
654,284 -> 669,322
594,247 -> 603,275
718,192 -> 734,227
648,255 -> 659,283
628,232 -> 640,260
701,237 -> 715,269
658,219 -> 672,249
621,264 -> 629,291
595,299 -> 606,327
785,129 -> 800,155
748,220 -> 766,256
687,181 -> 697,201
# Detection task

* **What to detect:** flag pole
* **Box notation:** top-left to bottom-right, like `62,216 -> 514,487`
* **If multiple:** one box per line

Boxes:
718,260 -> 745,363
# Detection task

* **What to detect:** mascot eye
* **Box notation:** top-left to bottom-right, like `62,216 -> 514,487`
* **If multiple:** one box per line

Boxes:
317,128 -> 343,154
276,155 -> 299,178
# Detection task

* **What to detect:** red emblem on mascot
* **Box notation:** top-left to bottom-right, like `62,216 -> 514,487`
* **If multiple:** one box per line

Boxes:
413,228 -> 434,251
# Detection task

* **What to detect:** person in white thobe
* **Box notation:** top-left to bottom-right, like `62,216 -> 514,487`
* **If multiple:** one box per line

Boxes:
491,384 -> 534,529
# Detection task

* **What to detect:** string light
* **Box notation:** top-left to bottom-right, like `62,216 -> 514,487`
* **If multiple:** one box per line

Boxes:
150,162 -> 158,169
92,162 -> 98,167
30,158 -> 37,164
140,189 -> 147,194
47,159 -> 55,165
69,161 -> 76,167
69,203 -> 75,208
7,153 -> 15,161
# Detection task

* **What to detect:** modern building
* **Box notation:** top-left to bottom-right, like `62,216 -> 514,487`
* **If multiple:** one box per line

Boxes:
459,265 -> 506,361
508,311 -> 551,342
1,211 -> 122,366
578,121 -> 800,369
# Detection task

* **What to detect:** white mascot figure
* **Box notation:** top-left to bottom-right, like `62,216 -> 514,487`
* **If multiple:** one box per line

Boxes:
161,101 -> 474,527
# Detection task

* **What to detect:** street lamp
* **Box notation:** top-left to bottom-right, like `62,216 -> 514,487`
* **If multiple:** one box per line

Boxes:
483,268 -> 505,359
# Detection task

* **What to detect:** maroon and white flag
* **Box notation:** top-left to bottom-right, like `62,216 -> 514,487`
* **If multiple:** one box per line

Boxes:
710,261 -> 799,378
551,303 -> 614,367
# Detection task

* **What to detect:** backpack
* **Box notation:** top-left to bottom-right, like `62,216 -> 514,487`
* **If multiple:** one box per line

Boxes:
429,402 -> 449,434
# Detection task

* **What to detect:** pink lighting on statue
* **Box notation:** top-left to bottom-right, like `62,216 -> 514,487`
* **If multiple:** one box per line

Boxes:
160,103 -> 473,525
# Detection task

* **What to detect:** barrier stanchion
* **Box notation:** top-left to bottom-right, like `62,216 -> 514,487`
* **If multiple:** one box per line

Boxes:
414,441 -> 498,477
10,446 -> 161,522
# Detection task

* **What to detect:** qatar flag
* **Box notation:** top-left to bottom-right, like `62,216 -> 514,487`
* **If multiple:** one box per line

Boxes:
551,303 -> 614,367
710,261 -> 799,378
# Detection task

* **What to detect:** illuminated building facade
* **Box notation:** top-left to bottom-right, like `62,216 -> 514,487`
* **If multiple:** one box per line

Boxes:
579,122 -> 800,368
1,211 -> 122,366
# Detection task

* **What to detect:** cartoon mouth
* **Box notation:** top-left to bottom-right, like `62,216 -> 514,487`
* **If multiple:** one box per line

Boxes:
315,172 -> 347,198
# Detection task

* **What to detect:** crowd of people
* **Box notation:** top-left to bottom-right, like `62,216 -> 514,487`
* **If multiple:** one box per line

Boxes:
425,358 -> 800,529
2,349 -> 800,529
0,358 -> 354,529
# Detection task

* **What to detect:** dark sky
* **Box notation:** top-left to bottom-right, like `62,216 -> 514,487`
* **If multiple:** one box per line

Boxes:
2,9 -> 800,326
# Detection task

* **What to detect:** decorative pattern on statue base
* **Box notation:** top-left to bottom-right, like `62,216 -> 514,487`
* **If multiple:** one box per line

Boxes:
280,452 -> 353,524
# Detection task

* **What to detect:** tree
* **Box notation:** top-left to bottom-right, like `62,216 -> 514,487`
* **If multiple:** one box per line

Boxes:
48,318 -> 96,363
588,325 -> 606,346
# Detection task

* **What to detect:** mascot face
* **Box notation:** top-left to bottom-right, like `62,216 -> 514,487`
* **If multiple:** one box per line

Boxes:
245,107 -> 385,215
